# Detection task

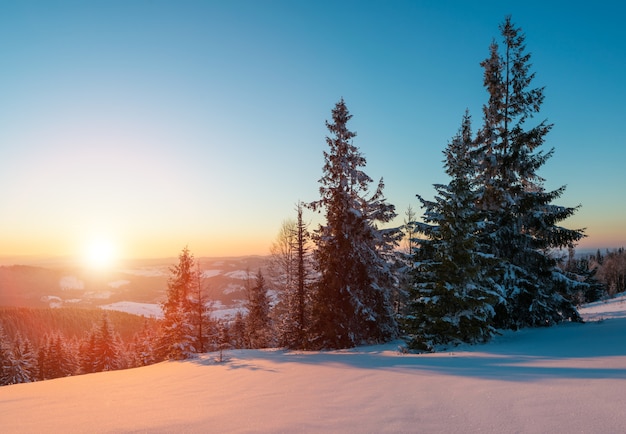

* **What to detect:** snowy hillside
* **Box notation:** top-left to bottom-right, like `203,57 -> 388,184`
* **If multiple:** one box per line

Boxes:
2,296 -> 626,433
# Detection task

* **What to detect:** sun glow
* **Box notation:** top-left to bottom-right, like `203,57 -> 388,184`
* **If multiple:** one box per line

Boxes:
84,238 -> 117,269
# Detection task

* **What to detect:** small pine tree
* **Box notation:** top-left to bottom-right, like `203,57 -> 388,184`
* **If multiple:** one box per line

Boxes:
216,321 -> 231,363
4,333 -> 37,384
92,314 -> 120,372
230,311 -> 247,349
185,263 -> 211,353
270,202 -> 313,349
131,319 -> 160,367
44,333 -> 75,379
159,247 -> 198,360
0,324 -> 14,385
245,270 -> 272,349
80,330 -> 98,374
36,337 -> 48,381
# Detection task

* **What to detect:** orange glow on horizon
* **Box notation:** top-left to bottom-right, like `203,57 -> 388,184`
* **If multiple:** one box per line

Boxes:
0,231 -> 272,263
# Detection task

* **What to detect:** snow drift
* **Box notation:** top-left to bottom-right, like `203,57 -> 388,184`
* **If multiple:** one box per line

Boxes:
1,296 -> 626,433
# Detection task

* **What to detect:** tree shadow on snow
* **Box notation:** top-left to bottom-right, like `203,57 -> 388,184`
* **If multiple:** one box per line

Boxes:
193,318 -> 626,382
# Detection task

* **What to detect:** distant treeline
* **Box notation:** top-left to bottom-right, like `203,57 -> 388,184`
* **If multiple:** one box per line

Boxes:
580,248 -> 626,296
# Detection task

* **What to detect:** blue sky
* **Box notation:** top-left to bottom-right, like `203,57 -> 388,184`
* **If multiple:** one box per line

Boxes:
0,0 -> 624,259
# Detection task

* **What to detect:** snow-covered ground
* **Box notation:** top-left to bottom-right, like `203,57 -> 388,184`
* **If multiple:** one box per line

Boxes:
579,294 -> 626,321
2,296 -> 626,433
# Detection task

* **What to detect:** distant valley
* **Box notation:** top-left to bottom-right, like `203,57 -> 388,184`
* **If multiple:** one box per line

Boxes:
0,256 -> 270,320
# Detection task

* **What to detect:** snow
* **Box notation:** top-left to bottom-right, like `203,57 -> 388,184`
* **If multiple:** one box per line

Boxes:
107,279 -> 130,289
40,295 -> 62,308
201,269 -> 222,278
579,293 -> 626,321
100,301 -> 163,319
120,267 -> 168,277
58,275 -> 84,290
207,300 -> 246,320
223,282 -> 244,294
224,270 -> 252,279
2,297 -> 626,433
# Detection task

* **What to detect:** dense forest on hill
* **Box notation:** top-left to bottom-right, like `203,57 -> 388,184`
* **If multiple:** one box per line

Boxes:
0,307 -> 154,344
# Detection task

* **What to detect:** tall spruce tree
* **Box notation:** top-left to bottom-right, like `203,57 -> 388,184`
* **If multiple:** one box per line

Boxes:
473,17 -> 585,329
405,113 -> 501,350
308,98 -> 401,349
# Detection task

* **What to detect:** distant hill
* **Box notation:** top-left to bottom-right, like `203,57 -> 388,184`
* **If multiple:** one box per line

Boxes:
0,306 -> 155,344
0,256 -> 270,317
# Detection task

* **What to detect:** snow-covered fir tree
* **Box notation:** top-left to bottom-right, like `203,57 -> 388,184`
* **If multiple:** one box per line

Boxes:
189,263 -> 214,353
0,324 -> 14,385
38,333 -> 76,380
308,98 -> 402,349
245,269 -> 272,349
131,319 -> 160,367
3,333 -> 37,384
473,16 -> 585,329
159,247 -> 198,360
79,329 -> 98,374
405,112 -> 501,350
92,313 -> 121,372
229,311 -> 247,349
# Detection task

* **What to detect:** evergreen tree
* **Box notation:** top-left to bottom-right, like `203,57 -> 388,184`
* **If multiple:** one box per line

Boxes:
0,324 -> 13,385
230,312 -> 247,349
292,202 -> 312,348
270,202 -> 313,349
159,247 -> 197,360
4,333 -> 37,384
79,329 -> 98,374
131,319 -> 160,367
36,336 -> 48,381
473,17 -> 585,329
405,113 -> 500,350
269,218 -> 298,347
391,206 -> 418,319
245,269 -> 271,348
189,263 -> 212,353
216,320 -> 231,363
308,98 -> 402,349
92,313 -> 120,372
44,333 -> 75,379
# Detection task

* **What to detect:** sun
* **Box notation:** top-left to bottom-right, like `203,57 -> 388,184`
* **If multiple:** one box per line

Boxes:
84,238 -> 117,269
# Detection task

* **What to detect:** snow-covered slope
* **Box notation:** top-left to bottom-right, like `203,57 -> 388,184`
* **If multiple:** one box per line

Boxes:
2,297 -> 626,433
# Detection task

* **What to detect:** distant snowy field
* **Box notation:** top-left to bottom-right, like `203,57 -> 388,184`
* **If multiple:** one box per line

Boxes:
2,295 -> 626,433
100,301 -> 164,319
